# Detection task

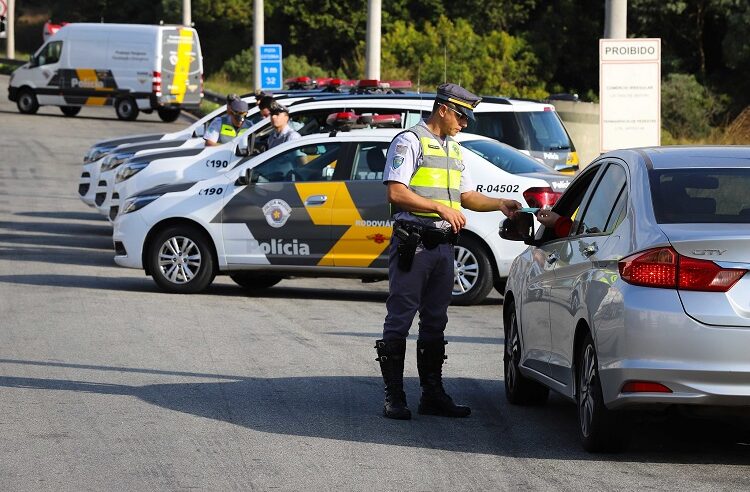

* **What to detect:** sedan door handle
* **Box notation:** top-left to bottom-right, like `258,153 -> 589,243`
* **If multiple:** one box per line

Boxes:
582,244 -> 598,258
305,195 -> 327,206
546,252 -> 559,264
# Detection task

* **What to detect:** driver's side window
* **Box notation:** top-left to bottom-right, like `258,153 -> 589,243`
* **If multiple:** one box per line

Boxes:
252,143 -> 341,183
37,41 -> 63,66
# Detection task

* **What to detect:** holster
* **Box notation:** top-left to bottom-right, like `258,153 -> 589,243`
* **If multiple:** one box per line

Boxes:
394,225 -> 420,272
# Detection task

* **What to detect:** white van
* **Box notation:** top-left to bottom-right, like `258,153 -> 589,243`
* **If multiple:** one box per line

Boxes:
8,23 -> 203,122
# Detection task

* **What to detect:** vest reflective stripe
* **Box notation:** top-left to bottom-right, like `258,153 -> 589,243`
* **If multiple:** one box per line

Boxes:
217,116 -> 249,143
407,125 -> 463,218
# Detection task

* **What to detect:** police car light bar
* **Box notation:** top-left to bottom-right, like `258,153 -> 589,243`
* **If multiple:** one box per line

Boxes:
326,112 -> 361,128
386,80 -> 412,89
359,114 -> 402,128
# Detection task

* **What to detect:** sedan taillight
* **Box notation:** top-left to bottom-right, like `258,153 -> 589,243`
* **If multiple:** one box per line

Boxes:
618,246 -> 747,292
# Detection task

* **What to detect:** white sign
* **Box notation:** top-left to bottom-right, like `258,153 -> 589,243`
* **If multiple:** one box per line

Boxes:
599,38 -> 661,153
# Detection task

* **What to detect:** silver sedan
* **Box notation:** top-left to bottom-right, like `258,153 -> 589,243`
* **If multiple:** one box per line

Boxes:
500,146 -> 750,452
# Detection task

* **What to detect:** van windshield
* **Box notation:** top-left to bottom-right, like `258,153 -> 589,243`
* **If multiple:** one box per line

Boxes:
466,111 -> 573,152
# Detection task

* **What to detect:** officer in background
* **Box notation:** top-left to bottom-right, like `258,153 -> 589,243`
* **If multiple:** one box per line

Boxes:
204,96 -> 252,146
375,83 -> 522,420
266,103 -> 301,149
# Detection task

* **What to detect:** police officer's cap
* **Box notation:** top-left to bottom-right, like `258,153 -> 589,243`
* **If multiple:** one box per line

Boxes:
269,103 -> 290,115
436,83 -> 481,121
229,98 -> 249,113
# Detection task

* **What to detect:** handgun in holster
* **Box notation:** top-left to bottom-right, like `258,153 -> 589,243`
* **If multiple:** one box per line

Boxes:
394,225 -> 420,272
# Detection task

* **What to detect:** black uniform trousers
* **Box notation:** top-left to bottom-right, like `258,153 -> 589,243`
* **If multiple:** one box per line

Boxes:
382,234 -> 454,342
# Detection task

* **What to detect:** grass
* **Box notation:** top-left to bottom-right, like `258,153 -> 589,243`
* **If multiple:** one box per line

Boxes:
203,72 -> 253,98
0,51 -> 30,75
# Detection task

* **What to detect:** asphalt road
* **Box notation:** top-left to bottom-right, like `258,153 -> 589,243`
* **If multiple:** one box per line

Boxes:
0,74 -> 748,491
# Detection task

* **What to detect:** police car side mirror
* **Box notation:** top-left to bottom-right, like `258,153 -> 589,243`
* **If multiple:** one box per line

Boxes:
29,57 -> 39,68
193,125 -> 205,138
500,212 -> 535,243
235,168 -> 257,186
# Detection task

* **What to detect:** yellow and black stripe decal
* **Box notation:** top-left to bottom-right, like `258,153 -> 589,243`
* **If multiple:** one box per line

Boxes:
295,182 -> 391,268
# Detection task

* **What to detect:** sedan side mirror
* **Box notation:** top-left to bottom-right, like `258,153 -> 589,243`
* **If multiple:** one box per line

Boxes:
500,212 -> 535,243
193,124 -> 205,138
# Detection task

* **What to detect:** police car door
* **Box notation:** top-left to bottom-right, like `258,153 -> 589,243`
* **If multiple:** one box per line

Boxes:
220,140 -> 345,267
325,141 -> 392,268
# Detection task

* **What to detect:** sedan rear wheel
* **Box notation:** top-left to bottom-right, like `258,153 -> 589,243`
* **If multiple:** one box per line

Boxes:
577,333 -> 628,452
504,302 -> 549,405
148,225 -> 216,293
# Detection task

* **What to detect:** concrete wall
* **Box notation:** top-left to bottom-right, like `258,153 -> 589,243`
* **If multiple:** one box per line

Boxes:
551,100 -> 600,168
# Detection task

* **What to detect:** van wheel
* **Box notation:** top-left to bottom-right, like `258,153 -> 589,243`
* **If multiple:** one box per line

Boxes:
504,301 -> 549,405
147,225 -> 216,293
157,107 -> 181,122
115,97 -> 139,121
17,89 -> 39,114
61,106 -> 81,117
577,333 -> 628,452
230,273 -> 282,290
451,235 -> 494,306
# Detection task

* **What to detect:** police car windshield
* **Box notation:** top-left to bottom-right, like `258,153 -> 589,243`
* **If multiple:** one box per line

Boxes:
465,111 -> 573,152
461,139 -> 552,174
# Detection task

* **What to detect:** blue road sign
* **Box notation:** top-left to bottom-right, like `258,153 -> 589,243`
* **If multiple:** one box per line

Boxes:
259,44 -> 282,91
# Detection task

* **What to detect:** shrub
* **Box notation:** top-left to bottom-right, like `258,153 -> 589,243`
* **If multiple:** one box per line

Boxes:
661,73 -> 726,140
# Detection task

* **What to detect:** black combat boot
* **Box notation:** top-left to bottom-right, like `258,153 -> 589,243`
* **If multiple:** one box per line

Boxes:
417,339 -> 471,418
375,339 -> 412,420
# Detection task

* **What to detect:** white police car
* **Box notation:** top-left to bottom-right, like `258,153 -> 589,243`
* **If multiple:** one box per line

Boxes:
112,129 -> 570,305
81,89 -> 578,210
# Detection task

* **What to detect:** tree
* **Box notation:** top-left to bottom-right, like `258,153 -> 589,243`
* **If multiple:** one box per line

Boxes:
378,16 -> 546,98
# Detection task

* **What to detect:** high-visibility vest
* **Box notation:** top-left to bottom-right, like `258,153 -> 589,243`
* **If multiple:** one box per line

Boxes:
407,124 -> 463,218
218,115 -> 250,144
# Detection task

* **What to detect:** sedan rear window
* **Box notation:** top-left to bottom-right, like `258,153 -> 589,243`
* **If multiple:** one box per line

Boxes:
650,169 -> 750,223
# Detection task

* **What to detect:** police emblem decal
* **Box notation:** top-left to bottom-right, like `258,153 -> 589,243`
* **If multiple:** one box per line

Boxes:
262,199 -> 292,228
392,156 -> 404,169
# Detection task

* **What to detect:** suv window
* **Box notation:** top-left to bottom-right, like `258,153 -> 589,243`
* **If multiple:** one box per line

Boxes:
351,142 -> 388,180
517,111 -> 572,152
252,143 -> 341,183
466,111 -> 574,153
576,164 -> 627,235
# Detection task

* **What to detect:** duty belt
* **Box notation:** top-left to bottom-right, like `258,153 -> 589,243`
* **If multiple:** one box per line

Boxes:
395,220 -> 458,249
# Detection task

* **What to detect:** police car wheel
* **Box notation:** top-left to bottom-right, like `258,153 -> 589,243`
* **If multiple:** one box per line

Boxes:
451,236 -> 494,306
158,107 -> 181,123
229,273 -> 282,291
61,106 -> 81,117
17,89 -> 39,114
148,225 -> 216,293
115,97 -> 139,121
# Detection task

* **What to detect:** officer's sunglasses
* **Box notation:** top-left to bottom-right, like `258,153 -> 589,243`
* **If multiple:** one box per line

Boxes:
442,104 -> 468,122
231,110 -> 248,121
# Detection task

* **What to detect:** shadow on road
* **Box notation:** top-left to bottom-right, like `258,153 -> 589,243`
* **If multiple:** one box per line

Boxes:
327,331 -> 504,346
0,358 -> 747,463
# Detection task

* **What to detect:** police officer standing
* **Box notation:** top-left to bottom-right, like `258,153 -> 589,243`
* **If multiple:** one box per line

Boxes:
204,95 -> 253,147
375,83 -> 522,420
